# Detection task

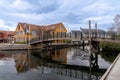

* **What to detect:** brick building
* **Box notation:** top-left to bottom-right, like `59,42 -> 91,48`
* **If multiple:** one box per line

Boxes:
0,30 -> 14,43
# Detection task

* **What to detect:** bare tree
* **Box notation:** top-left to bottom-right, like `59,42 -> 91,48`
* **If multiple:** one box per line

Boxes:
113,14 -> 120,35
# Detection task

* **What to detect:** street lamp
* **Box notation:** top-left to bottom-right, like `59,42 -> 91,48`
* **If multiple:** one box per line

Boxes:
25,24 -> 30,48
28,25 -> 31,45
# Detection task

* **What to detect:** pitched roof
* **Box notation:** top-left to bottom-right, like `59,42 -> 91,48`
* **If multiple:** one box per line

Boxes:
17,22 -> 66,31
45,22 -> 64,31
18,22 -> 42,31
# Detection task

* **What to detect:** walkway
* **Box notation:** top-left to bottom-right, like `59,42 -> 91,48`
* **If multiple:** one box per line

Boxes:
100,53 -> 120,80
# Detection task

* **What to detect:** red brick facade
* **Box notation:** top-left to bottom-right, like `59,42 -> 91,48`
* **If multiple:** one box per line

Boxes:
0,30 -> 14,43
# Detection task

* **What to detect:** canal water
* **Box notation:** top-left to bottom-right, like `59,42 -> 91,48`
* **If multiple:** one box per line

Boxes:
0,47 -> 116,80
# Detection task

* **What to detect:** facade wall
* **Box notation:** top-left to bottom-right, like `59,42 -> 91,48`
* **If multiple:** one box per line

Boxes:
0,32 -> 4,38
14,24 -> 32,43
14,22 -> 67,43
0,31 -> 14,43
51,24 -> 67,38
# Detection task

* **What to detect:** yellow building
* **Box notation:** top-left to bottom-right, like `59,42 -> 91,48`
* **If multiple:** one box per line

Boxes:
46,23 -> 67,38
14,22 -> 41,43
14,22 -> 67,43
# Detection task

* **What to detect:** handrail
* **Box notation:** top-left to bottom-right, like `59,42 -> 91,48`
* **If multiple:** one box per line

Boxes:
100,53 -> 120,80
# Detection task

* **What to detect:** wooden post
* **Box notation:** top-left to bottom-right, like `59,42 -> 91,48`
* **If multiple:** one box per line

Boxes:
95,23 -> 97,38
81,32 -> 83,39
95,23 -> 98,51
82,40 -> 85,50
95,23 -> 100,51
89,20 -> 91,56
89,20 -> 92,80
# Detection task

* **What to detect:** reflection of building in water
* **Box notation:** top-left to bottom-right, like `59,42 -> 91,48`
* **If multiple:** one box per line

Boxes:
51,49 -> 67,64
12,50 -> 103,80
14,52 -> 30,72
0,52 -> 12,59
0,53 -> 8,59
14,51 -> 43,73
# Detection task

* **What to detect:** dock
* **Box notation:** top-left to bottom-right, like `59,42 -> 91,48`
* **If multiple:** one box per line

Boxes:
100,53 -> 120,80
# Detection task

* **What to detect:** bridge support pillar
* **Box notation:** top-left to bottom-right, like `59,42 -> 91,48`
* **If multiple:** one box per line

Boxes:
91,41 -> 100,51
82,40 -> 85,50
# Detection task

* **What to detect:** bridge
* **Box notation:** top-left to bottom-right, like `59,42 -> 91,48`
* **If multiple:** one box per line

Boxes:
29,20 -> 120,80
29,35 -> 120,80
29,36 -> 120,52
30,36 -> 120,45
30,37 -> 71,45
92,38 -> 120,43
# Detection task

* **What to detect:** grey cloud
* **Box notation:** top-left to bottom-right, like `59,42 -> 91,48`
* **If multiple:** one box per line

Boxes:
11,0 -> 63,14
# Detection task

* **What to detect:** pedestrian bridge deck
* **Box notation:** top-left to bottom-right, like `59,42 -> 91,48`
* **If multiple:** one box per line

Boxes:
30,37 -> 120,45
100,53 -> 120,80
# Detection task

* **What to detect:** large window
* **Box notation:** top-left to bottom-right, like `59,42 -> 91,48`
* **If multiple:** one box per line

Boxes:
16,37 -> 23,42
32,31 -> 37,37
16,31 -> 24,35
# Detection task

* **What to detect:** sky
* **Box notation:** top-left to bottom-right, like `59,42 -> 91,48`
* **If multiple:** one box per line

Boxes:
0,0 -> 120,31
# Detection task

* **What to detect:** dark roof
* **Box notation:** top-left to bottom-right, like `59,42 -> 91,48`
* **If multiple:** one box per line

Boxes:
80,28 -> 106,34
71,30 -> 82,34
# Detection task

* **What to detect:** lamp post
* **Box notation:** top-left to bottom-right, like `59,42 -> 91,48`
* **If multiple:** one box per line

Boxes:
28,25 -> 31,45
42,27 -> 43,40
25,25 -> 30,49
60,26 -> 62,43
25,24 -> 28,45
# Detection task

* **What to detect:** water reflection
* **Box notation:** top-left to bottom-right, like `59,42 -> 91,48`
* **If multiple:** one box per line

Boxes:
0,47 -> 113,80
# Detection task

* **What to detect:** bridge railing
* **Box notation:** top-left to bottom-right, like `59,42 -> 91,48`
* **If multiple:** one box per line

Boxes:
30,36 -> 75,44
30,37 -> 41,43
30,35 -> 116,44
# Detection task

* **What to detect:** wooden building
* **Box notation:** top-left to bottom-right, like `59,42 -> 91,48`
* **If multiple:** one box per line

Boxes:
14,22 -> 67,43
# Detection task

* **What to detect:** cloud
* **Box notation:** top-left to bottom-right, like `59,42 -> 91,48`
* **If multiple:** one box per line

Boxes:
10,0 -> 32,11
0,19 -> 15,31
10,0 -> 63,14
0,0 -> 120,31
83,16 -> 114,23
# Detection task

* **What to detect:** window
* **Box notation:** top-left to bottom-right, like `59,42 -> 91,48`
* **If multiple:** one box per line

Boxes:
18,26 -> 20,30
60,26 -> 63,31
32,31 -> 37,36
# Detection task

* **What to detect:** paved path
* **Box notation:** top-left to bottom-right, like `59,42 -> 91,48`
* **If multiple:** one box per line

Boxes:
100,54 -> 120,80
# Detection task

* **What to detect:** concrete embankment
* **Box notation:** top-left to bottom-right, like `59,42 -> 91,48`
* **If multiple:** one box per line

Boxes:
30,43 -> 76,50
0,44 -> 28,51
0,43 -> 80,51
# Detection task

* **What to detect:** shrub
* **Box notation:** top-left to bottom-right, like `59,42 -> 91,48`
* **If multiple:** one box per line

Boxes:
99,41 -> 120,51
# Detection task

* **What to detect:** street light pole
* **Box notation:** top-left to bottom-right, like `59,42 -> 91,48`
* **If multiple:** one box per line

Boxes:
29,25 -> 31,45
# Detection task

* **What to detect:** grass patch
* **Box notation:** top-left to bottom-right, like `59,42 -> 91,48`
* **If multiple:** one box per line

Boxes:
14,42 -> 26,44
99,41 -> 120,52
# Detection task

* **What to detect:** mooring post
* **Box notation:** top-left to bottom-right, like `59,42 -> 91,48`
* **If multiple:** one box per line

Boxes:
95,23 -> 97,38
95,23 -> 100,51
82,40 -> 85,50
89,20 -> 92,57
81,32 -> 83,39
89,20 -> 92,80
